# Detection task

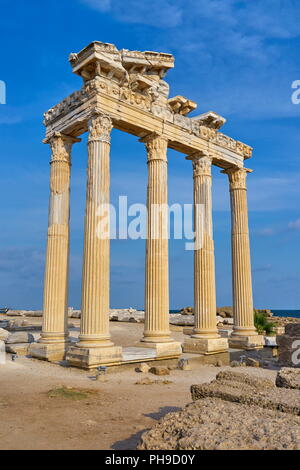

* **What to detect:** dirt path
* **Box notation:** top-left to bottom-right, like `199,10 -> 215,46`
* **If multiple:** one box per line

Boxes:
0,320 -> 278,450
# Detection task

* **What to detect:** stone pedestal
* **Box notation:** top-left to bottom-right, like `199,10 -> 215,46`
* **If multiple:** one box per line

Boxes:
66,113 -> 122,368
183,154 -> 228,355
29,133 -> 80,362
140,133 -> 181,358
224,167 -> 263,350
229,334 -> 265,350
277,324 -> 300,368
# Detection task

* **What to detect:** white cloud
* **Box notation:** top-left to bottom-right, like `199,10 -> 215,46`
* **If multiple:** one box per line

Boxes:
81,0 -> 182,27
288,218 -> 300,230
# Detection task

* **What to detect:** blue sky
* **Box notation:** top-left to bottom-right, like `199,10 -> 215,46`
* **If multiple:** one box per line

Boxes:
0,0 -> 299,310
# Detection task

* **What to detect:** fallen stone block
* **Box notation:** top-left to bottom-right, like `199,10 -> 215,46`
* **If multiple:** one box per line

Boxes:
149,366 -> 170,376
6,343 -> 29,355
138,397 -> 300,450
0,328 -> 9,341
23,310 -> 43,317
178,358 -> 191,371
6,332 -> 35,344
6,310 -> 26,317
276,368 -> 300,390
277,334 -> 300,368
190,371 -> 300,416
245,357 -> 260,367
285,324 -> 300,336
136,362 -> 150,373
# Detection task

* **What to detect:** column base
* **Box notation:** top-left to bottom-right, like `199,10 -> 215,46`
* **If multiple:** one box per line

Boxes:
229,334 -> 264,350
138,340 -> 182,358
183,337 -> 228,355
66,344 -> 123,369
29,341 -> 68,362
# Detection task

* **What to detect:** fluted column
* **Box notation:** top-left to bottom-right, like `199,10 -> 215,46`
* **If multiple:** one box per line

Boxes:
77,113 -> 113,348
142,133 -> 172,344
225,167 -> 263,349
30,132 -> 80,361
183,153 -> 228,355
191,154 -> 219,338
67,112 -> 122,368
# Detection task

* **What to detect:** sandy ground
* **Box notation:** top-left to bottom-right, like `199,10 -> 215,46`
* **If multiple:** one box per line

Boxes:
0,321 -> 278,450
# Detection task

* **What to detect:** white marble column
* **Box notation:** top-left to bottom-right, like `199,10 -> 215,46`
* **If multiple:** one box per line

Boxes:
225,167 -> 263,349
183,153 -> 228,355
30,133 -> 80,361
66,113 -> 122,368
140,133 -> 181,358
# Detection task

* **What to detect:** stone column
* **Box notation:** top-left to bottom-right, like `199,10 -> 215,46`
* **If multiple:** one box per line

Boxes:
66,113 -> 122,369
225,167 -> 263,349
140,133 -> 181,358
183,153 -> 228,355
30,133 -> 80,361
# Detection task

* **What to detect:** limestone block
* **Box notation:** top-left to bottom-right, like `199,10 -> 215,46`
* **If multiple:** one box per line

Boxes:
6,332 -> 34,344
29,342 -> 68,362
178,358 -> 191,371
190,371 -> 300,416
229,334 -> 264,350
285,323 -> 300,336
136,362 -> 150,373
149,366 -> 170,376
137,397 -> 300,450
66,345 -> 123,369
6,343 -> 29,355
245,357 -> 260,367
277,334 -> 300,368
183,337 -> 228,355
0,341 -> 6,364
140,341 -> 182,359
0,328 -> 9,341
276,368 -> 300,390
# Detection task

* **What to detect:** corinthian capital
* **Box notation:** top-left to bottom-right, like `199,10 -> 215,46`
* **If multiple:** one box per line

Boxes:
88,113 -> 113,143
224,167 -> 252,190
140,133 -> 168,162
48,133 -> 80,164
187,152 -> 212,177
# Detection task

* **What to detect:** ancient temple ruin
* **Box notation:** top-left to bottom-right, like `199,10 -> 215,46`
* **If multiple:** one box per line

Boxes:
29,42 -> 263,369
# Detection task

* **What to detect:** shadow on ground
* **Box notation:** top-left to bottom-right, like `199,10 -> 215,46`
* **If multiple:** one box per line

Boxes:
111,406 -> 181,450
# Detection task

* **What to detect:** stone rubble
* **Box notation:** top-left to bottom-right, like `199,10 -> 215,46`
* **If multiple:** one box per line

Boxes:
138,370 -> 300,450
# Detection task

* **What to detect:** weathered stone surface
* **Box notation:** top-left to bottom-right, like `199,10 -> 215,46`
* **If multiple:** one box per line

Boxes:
190,371 -> 300,416
136,362 -> 150,373
6,343 -> 29,355
149,366 -> 170,376
0,328 -> 9,341
285,323 -> 300,336
277,334 -> 300,368
138,397 -> 300,450
245,357 -> 260,367
178,358 -> 191,371
6,332 -> 34,344
276,368 -> 300,390
6,310 -> 26,317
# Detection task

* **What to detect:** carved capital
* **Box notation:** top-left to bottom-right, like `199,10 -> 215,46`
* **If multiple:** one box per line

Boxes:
187,152 -> 212,178
140,133 -> 168,162
48,133 -> 75,164
88,113 -> 113,144
47,133 -> 79,194
224,167 -> 251,190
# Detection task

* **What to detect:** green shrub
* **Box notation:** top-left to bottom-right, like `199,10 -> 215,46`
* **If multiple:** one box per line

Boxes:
254,311 -> 275,335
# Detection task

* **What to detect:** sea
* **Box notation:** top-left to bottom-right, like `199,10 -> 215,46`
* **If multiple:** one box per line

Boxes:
170,309 -> 300,319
